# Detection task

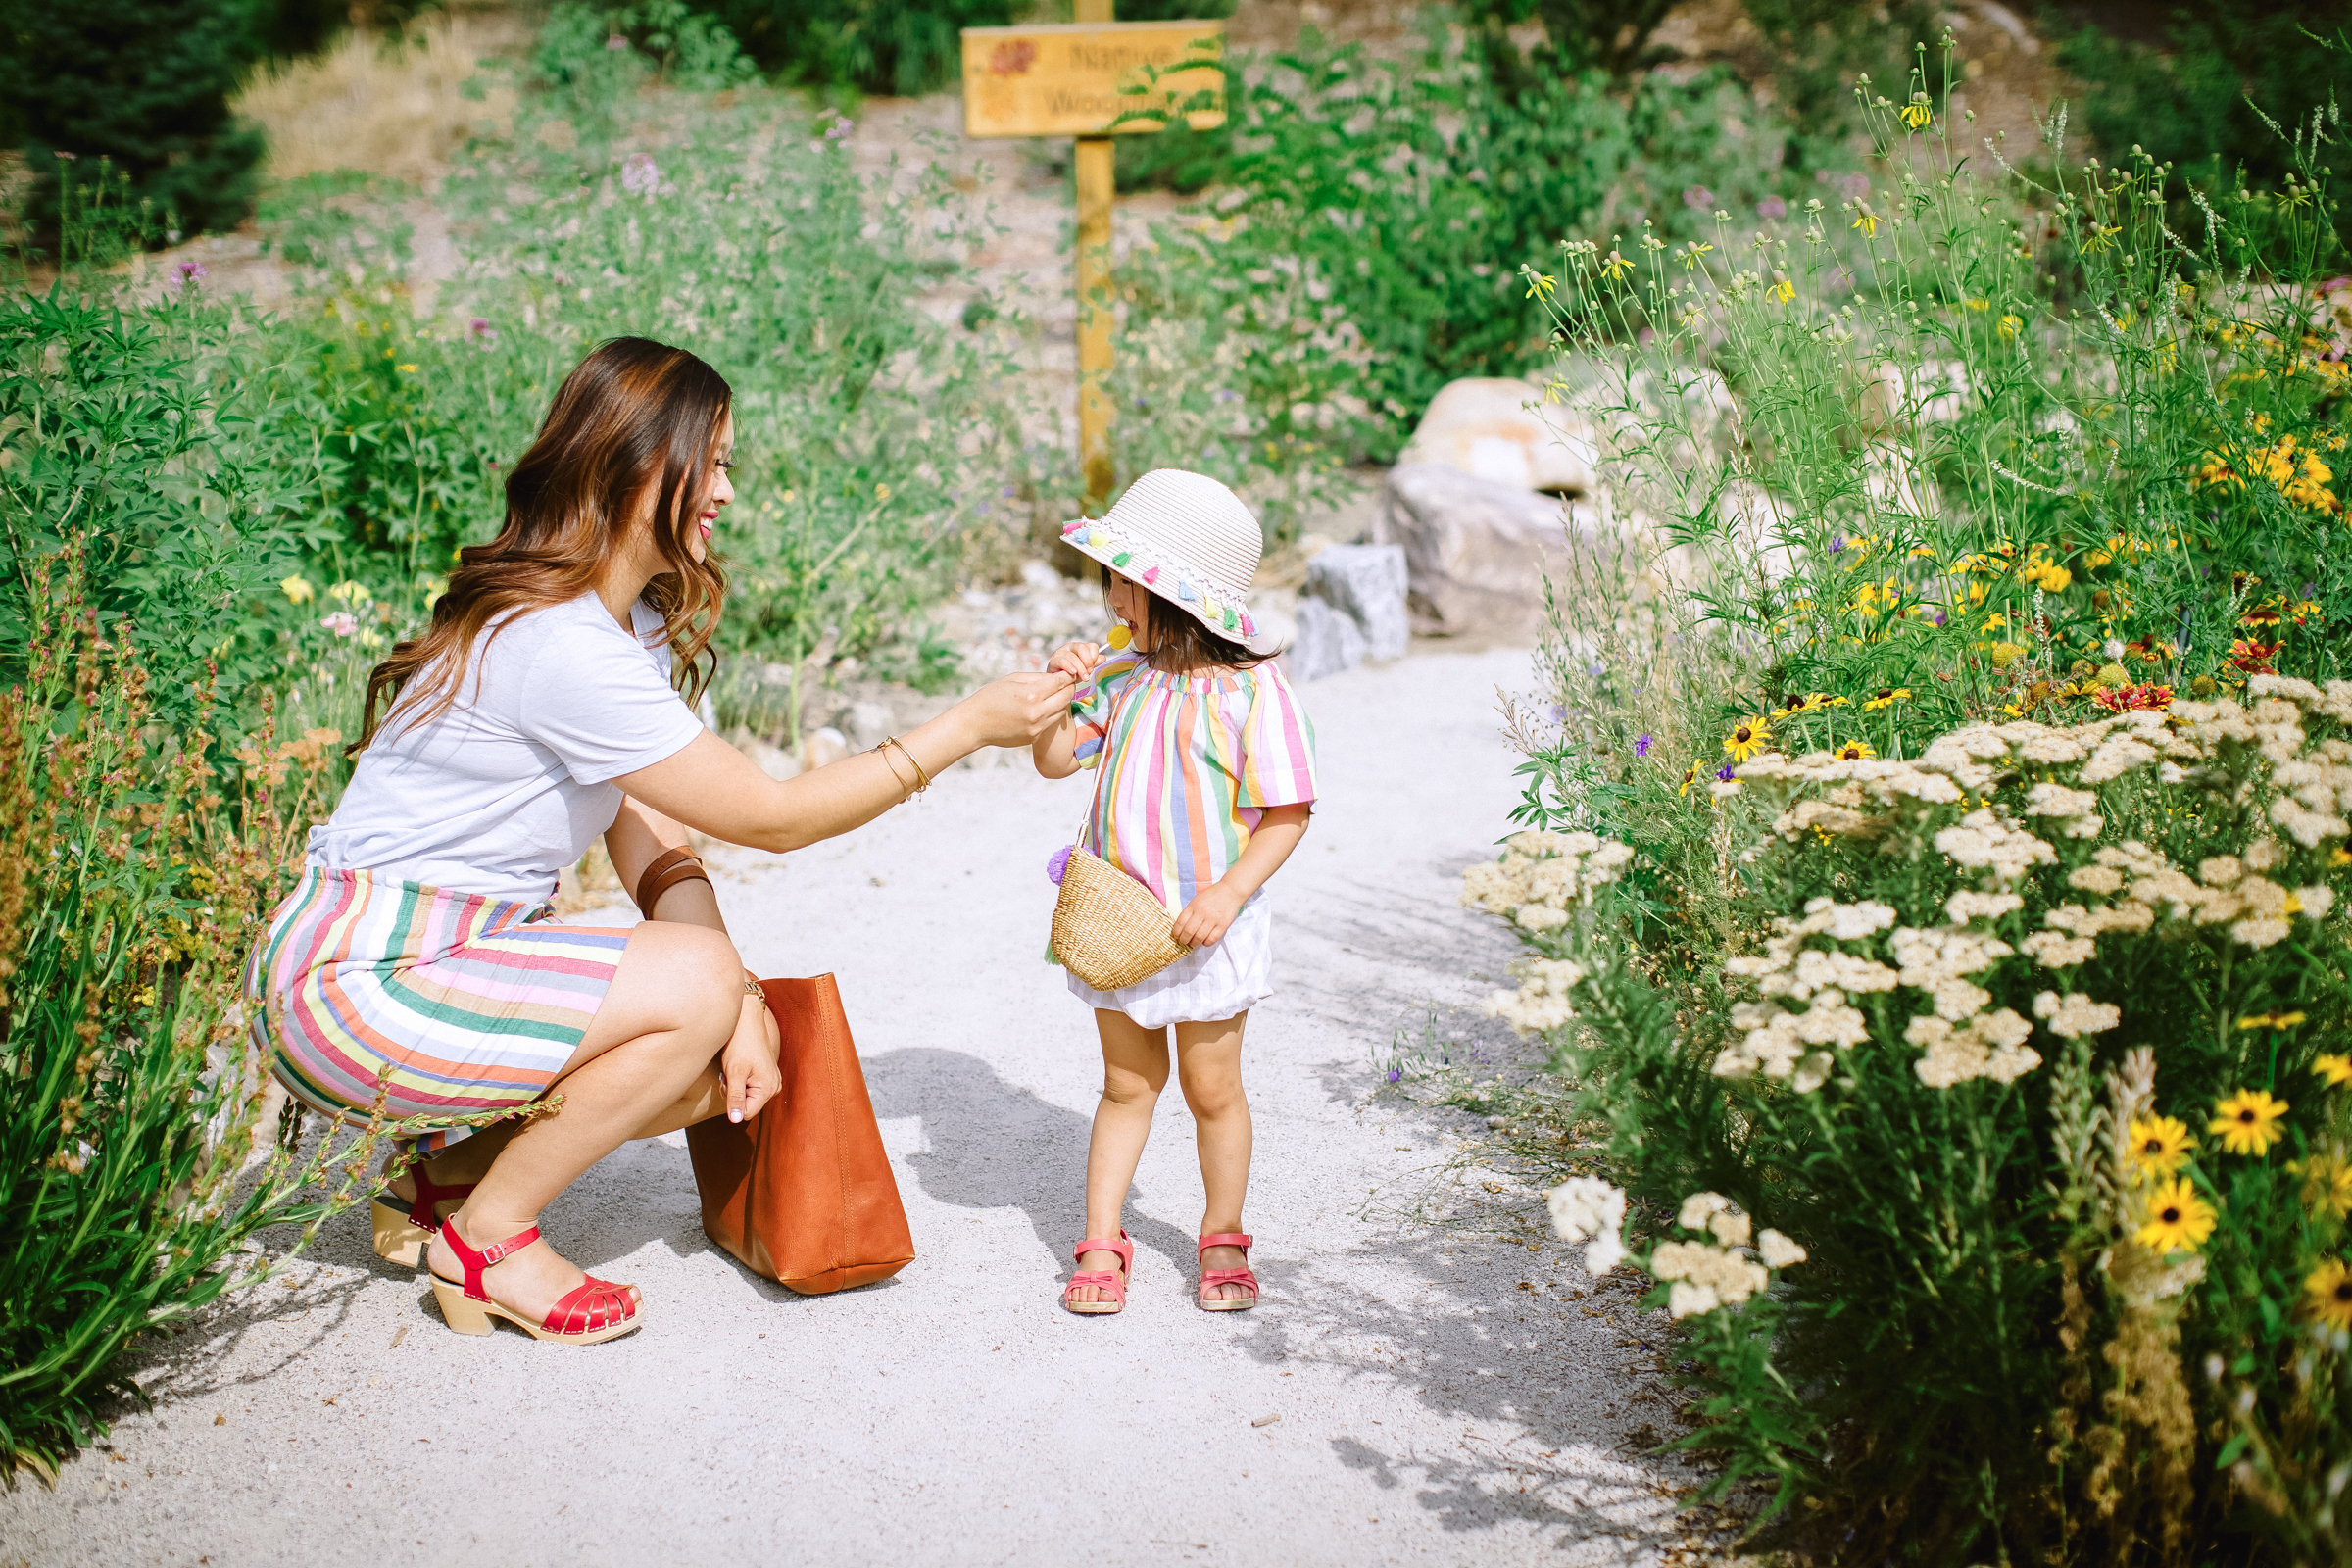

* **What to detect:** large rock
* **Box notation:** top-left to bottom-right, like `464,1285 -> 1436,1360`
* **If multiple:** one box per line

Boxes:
1286,597 -> 1368,683
1397,377 -> 1600,496
1376,464 -> 1594,642
1305,543 -> 1408,662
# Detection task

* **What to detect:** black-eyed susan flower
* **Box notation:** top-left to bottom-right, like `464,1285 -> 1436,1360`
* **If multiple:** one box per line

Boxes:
1863,687 -> 1910,710
2127,1115 -> 2195,1180
2134,1178 -> 2215,1253
2291,1152 -> 2352,1218
2316,1053 -> 2352,1088
1834,740 -> 1875,761
2210,1089 -> 2290,1156
2306,1258 -> 2352,1331
1679,762 -> 1699,798
2237,1011 -> 2310,1031
1722,716 -> 1773,763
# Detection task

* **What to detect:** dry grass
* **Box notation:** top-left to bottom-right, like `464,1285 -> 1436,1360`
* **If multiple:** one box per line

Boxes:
233,9 -> 530,185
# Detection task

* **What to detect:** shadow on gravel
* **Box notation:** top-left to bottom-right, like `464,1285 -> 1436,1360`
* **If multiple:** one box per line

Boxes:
863,1046 -> 1200,1286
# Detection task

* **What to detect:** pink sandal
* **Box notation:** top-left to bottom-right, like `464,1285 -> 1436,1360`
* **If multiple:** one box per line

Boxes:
1197,1232 -> 1258,1311
1062,1231 -> 1134,1316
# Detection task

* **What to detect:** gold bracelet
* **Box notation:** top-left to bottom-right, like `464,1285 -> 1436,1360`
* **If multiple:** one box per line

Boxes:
743,978 -> 763,999
880,735 -> 932,796
872,740 -> 917,801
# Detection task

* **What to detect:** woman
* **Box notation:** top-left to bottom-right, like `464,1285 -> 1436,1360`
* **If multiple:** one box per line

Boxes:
247,337 -> 1071,1345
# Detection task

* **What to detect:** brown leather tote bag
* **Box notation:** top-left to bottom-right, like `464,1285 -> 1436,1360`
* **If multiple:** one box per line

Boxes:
684,975 -> 915,1295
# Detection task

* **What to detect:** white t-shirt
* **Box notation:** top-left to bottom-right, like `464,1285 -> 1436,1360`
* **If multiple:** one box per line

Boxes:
310,592 -> 706,904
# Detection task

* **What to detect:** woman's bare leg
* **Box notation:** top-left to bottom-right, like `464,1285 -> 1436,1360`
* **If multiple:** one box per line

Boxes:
1070,1009 -> 1170,1303
422,920 -> 750,1323
1175,1013 -> 1252,1299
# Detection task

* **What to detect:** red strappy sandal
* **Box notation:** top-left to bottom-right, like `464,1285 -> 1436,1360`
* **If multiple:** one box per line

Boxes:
428,1217 -> 643,1345
370,1166 -> 477,1267
1061,1230 -> 1135,1316
1197,1232 -> 1258,1312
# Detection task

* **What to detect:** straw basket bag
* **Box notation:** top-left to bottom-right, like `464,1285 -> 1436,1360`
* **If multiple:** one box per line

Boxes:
1052,842 -> 1190,992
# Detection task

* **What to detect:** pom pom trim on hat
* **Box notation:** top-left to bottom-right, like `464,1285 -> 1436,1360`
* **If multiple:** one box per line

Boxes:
1053,512 -> 1272,650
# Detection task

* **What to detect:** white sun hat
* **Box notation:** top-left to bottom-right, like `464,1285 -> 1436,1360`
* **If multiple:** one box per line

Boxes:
1057,469 -> 1282,655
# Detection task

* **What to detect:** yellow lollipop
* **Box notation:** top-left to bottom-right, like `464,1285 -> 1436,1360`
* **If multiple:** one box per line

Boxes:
1105,624 -> 1133,652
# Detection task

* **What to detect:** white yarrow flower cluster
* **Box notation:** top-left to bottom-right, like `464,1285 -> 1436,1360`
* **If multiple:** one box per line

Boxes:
1546,1177 -> 1628,1276
1484,956 -> 1587,1037
1459,830 -> 1636,935
1647,1193 -> 1804,1319
1713,901 -> 1894,1086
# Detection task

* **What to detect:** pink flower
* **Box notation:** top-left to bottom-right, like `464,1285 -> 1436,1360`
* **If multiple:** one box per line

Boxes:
320,612 -> 360,638
620,153 -> 661,196
1683,185 -> 1715,211
606,33 -> 629,49
176,260 -> 207,284
469,317 -> 497,343
1757,196 -> 1788,219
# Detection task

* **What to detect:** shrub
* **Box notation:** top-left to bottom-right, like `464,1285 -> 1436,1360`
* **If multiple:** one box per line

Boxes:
0,548 -> 400,1477
693,0 -> 1014,96
1139,25 -> 1823,462
0,0 -> 267,238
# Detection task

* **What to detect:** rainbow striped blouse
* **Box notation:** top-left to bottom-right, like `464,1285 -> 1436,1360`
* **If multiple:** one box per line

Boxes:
1072,651 -> 1319,912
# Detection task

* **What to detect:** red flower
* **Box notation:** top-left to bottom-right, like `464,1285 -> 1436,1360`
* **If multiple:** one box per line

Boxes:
2230,638 -> 2282,675
2093,683 -> 2175,712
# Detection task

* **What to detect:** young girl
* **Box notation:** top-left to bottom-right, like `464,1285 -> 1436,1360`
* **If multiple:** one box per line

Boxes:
1033,468 -> 1319,1315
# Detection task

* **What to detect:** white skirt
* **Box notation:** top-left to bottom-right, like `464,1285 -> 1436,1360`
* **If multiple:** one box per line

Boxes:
1067,892 -> 1273,1029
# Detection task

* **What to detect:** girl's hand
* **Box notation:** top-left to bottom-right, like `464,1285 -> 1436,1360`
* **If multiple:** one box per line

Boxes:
1171,884 -> 1247,949
1047,641 -> 1104,683
721,975 -> 783,1122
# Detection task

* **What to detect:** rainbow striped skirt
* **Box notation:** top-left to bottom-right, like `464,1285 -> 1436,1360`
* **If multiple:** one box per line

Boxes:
246,867 -> 629,1151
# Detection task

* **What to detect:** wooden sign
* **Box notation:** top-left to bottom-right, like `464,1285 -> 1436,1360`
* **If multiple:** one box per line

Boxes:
960,22 -> 1226,140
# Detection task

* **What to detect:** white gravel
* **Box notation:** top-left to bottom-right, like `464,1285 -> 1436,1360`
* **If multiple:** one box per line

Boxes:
1,647 -> 1709,1567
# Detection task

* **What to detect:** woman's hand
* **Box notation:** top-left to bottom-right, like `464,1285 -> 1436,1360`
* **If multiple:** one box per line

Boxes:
1047,641 -> 1103,683
1171,883 -> 1248,949
953,669 -> 1077,749
721,974 -> 783,1122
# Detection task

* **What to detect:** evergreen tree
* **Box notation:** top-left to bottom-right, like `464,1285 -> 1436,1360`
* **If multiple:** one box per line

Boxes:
0,0 -> 268,239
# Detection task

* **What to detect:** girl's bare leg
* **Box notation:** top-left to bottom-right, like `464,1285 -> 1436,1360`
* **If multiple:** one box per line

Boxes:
1071,1008 -> 1171,1303
1175,1013 -> 1252,1299
421,921 -> 752,1323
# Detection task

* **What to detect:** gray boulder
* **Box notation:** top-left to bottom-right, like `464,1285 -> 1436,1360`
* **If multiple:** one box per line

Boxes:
1286,597 -> 1368,683
1376,463 -> 1592,642
1304,544 -> 1408,663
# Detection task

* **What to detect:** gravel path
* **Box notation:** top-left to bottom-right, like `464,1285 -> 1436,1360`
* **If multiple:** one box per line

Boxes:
1,647 -> 1708,1567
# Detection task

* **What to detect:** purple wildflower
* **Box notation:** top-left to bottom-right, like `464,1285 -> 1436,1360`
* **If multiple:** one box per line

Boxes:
469,317 -> 495,340
1549,703 -> 1567,722
1931,608 -> 1948,627
825,117 -> 856,143
620,153 -> 661,197
1635,734 -> 1653,757
1828,533 -> 1847,553
176,260 -> 207,284
1841,172 -> 1872,199
1683,185 -> 1715,211
1716,762 -> 1737,781
1757,195 -> 1788,220
1386,1068 -> 1402,1084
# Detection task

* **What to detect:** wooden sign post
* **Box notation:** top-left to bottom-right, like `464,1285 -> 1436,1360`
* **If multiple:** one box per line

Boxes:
960,7 -> 1227,512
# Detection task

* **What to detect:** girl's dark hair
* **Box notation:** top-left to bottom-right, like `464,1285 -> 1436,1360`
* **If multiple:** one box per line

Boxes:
357,337 -> 732,750
1103,564 -> 1270,675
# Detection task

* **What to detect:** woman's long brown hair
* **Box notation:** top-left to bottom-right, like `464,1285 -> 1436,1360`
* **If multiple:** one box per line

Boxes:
356,337 -> 733,751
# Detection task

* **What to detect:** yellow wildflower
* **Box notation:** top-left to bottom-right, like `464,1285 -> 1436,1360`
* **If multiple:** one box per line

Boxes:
1681,241 -> 1714,270
2238,1012 -> 2310,1030
280,575 -> 316,605
1899,93 -> 1933,130
2315,1053 -> 2352,1088
2127,1115 -> 2195,1180
2291,1153 -> 2352,1218
2210,1089 -> 2290,1156
1769,275 -> 1793,304
2307,1259 -> 2352,1331
1600,251 -> 1633,282
2082,223 -> 2121,255
1999,315 -> 2022,341
2135,1178 -> 2215,1253
328,580 -> 371,604
1833,739 -> 1875,761
1863,687 -> 1910,710
1525,270 -> 1556,300
1722,716 -> 1773,763
1851,210 -> 1879,239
